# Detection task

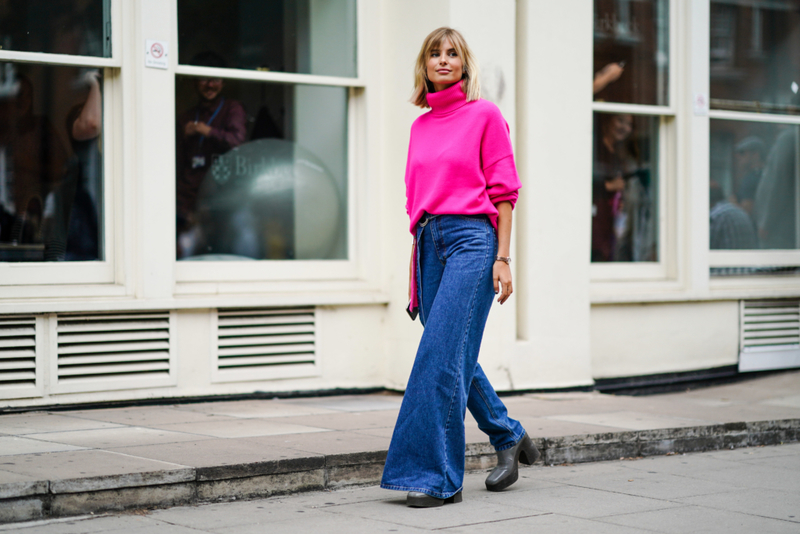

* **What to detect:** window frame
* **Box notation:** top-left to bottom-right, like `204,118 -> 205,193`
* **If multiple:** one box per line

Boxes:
590,0 -> 679,283
172,0 -> 368,285
0,0 -> 123,289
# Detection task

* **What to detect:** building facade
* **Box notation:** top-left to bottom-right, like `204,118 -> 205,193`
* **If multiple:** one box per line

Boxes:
1,0 -> 799,408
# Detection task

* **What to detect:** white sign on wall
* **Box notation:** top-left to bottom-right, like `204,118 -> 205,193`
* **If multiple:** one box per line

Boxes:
145,39 -> 169,69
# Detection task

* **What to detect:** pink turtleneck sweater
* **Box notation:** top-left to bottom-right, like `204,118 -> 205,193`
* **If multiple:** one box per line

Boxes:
404,82 -> 521,235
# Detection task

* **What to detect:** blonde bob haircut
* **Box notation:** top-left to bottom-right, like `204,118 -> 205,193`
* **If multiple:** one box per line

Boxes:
411,27 -> 480,108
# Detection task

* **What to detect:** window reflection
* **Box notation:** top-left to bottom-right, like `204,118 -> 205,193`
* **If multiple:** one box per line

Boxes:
593,0 -> 669,106
175,74 -> 347,261
0,0 -> 110,57
710,0 -> 800,115
711,120 -> 800,249
178,0 -> 357,78
0,64 -> 103,262
592,112 -> 659,262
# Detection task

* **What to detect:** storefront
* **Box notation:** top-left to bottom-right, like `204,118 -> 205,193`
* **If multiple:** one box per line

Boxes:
0,0 -> 798,408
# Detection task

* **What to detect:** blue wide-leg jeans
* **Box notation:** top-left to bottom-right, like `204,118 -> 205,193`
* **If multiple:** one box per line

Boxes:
381,214 -> 526,499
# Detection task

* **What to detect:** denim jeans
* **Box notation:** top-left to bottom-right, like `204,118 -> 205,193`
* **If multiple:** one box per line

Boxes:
381,214 -> 526,499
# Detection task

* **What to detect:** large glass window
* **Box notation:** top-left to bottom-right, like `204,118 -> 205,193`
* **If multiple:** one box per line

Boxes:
710,120 -> 798,250
710,0 -> 800,115
710,0 -> 800,265
593,0 -> 670,106
175,76 -> 347,261
0,63 -> 104,262
178,0 -> 356,77
0,0 -> 111,57
592,112 -> 659,262
175,0 -> 355,263
592,0 -> 669,268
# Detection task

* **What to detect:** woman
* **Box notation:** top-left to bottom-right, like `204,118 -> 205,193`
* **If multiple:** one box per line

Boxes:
380,27 -> 539,508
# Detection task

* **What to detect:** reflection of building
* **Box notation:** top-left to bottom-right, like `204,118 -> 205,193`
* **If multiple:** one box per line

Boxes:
1,0 -> 800,409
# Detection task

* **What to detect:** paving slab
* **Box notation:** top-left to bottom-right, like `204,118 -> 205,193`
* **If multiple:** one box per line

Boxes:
25,427 -> 214,449
172,400 -> 341,419
0,436 -> 85,456
0,414 -> 123,435
106,438 -> 317,469
154,418 -> 331,439
596,504 -> 799,533
66,407 -> 240,427
0,450 -> 190,489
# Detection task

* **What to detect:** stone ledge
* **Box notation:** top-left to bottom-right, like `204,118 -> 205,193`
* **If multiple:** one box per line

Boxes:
0,418 -> 797,525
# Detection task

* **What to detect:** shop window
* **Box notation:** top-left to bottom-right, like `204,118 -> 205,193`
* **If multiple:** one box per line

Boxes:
176,0 -> 355,262
593,0 -> 669,106
592,112 -> 659,262
0,64 -> 104,262
592,0 -> 670,269
709,1 -> 800,271
0,0 -> 111,58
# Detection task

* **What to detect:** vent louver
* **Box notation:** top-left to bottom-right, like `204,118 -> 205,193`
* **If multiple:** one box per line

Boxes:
741,299 -> 800,350
739,299 -> 800,372
57,312 -> 172,385
215,308 -> 317,381
0,316 -> 37,388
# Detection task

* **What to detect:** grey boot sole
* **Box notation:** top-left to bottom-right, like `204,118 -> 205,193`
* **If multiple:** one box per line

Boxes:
407,491 -> 463,508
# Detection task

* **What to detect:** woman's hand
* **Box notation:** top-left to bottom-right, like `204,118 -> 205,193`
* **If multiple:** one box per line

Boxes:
493,260 -> 512,304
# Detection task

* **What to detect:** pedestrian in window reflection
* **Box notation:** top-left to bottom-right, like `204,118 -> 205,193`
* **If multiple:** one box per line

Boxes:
41,69 -> 102,261
381,28 -> 538,508
591,113 -> 655,262
176,52 -> 246,259
754,127 -> 798,248
733,136 -> 766,219
0,73 -> 68,251
710,181 -> 757,250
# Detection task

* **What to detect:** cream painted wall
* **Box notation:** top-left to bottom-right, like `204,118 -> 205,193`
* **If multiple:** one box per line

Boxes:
511,0 -> 594,389
590,301 -> 740,379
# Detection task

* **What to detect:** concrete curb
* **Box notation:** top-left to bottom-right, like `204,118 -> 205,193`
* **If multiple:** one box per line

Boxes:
1,419 -> 797,524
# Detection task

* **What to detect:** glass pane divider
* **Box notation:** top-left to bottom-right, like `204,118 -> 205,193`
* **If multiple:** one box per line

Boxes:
709,109 -> 800,126
709,251 -> 800,268
0,50 -> 120,68
175,65 -> 364,88
591,102 -> 675,116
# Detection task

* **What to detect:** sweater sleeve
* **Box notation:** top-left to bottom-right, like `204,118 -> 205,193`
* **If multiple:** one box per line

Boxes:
480,106 -> 522,208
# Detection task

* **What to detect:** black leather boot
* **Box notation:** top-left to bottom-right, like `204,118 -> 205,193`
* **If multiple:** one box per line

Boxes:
406,491 -> 463,508
485,433 -> 540,492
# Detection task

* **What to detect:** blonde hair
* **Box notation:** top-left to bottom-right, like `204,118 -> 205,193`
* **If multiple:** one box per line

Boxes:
411,27 -> 480,108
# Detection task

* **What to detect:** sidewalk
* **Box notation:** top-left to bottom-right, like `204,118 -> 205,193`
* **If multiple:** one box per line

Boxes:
5,444 -> 798,533
1,371 -> 799,524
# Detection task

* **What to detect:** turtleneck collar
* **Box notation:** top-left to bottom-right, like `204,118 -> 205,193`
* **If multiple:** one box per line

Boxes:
426,82 -> 468,115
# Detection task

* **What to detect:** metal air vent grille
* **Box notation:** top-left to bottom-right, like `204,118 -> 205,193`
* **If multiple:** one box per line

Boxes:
741,299 -> 800,350
0,316 -> 37,389
57,312 -> 173,386
739,300 -> 800,372
214,308 -> 318,382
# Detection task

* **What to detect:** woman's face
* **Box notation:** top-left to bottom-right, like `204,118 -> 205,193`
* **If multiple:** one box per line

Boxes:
608,114 -> 633,143
426,38 -> 463,92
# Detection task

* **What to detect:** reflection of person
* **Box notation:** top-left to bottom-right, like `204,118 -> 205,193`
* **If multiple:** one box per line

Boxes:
734,136 -> 766,217
175,52 -> 246,258
754,128 -> 798,249
0,73 -> 68,248
381,28 -> 536,509
42,69 -> 102,261
591,114 -> 655,262
710,181 -> 757,249
593,62 -> 624,95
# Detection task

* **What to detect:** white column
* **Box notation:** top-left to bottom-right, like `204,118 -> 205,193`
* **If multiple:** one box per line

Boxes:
134,0 -> 176,298
512,0 -> 594,388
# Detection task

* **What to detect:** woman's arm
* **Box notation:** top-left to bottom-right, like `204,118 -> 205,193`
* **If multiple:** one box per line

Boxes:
72,71 -> 102,141
493,201 -> 513,304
